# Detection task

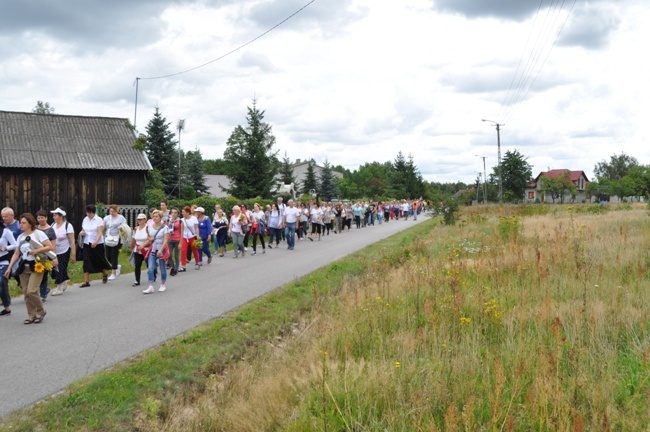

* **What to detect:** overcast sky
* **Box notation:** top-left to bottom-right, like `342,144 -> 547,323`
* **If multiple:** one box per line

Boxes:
1,0 -> 648,183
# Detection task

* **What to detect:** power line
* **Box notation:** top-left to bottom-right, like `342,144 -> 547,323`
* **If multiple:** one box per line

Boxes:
133,0 -> 317,130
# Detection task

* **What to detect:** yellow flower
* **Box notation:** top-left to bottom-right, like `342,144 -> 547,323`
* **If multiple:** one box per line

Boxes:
44,261 -> 53,271
34,262 -> 45,273
460,317 -> 471,325
395,361 -> 401,369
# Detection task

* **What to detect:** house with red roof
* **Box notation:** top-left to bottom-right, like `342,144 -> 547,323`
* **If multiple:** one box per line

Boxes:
525,169 -> 590,203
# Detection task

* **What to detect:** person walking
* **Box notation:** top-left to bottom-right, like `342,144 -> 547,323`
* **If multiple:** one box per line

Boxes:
250,203 -> 267,255
50,208 -> 75,296
212,209 -> 229,257
130,214 -> 149,287
0,222 -> 17,316
195,207 -> 212,265
3,213 -> 53,324
308,202 -> 324,241
166,208 -> 182,276
103,205 -> 127,281
180,206 -> 200,271
267,203 -> 282,249
35,209 -> 57,302
142,210 -> 169,294
228,205 -> 246,258
79,204 -> 111,287
282,200 -> 300,250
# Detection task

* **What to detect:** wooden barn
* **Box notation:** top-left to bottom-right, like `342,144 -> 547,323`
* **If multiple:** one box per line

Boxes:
0,110 -> 152,231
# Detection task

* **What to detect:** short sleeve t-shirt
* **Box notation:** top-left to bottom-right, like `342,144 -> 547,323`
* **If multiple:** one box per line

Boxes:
283,207 -> 300,223
52,222 -> 75,254
18,230 -> 49,261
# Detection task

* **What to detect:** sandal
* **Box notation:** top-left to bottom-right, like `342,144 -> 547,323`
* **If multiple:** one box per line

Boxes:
24,317 -> 36,325
79,282 -> 90,288
33,316 -> 43,324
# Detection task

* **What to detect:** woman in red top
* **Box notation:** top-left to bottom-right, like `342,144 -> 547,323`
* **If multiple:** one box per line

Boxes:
166,208 -> 182,276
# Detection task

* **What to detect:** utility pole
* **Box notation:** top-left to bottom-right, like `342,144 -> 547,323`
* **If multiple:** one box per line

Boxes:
177,119 -> 185,199
482,119 -> 504,203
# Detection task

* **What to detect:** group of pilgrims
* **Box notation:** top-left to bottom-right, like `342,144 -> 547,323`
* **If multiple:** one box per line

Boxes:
0,197 -> 424,325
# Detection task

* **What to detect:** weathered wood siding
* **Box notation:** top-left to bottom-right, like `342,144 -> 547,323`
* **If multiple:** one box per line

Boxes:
0,168 -> 145,231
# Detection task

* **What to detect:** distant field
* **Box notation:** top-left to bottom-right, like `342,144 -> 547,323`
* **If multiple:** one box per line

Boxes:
3,203 -> 649,431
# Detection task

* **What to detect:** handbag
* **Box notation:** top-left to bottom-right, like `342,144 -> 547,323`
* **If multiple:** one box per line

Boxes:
251,223 -> 259,235
241,223 -> 250,234
105,234 -> 120,247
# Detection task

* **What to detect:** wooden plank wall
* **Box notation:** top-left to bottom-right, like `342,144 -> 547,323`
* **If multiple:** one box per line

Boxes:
0,168 -> 146,233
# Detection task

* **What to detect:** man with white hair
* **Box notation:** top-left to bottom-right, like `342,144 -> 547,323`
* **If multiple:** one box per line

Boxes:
1,207 -> 22,239
282,199 -> 300,251
277,197 -> 286,242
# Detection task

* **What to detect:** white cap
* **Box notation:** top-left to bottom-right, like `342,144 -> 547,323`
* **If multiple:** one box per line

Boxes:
137,213 -> 147,220
50,208 -> 66,216
195,207 -> 205,213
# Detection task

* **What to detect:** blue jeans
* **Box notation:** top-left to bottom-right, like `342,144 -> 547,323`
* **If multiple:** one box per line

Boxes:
198,237 -> 212,262
147,253 -> 167,284
285,222 -> 296,249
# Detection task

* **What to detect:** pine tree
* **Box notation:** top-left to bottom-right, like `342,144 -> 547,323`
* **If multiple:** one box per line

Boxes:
145,107 -> 179,197
389,151 -> 408,198
185,150 -> 208,196
301,160 -> 319,195
405,153 -> 425,198
222,99 -> 279,198
279,152 -> 297,188
319,160 -> 338,201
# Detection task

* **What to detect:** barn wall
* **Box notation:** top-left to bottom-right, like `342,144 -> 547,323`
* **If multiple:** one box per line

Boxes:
1,168 -> 146,232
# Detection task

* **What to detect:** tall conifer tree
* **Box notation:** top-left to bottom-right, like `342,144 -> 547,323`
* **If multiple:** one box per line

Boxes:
145,107 -> 179,196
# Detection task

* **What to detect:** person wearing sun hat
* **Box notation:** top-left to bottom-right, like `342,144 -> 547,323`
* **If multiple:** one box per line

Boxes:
50,207 -> 76,296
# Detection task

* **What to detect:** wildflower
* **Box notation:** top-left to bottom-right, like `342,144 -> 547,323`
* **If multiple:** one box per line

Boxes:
33,262 -> 45,273
460,317 -> 471,325
395,361 -> 401,369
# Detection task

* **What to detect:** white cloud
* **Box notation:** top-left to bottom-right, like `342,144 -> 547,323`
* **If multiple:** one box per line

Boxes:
1,0 -> 649,185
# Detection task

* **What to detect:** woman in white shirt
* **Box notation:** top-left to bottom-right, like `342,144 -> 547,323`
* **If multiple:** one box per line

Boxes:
103,204 -> 127,281
79,204 -> 111,287
228,205 -> 246,258
0,222 -> 18,316
141,210 -> 169,294
180,205 -> 200,271
309,202 -> 324,241
250,203 -> 267,255
50,207 -> 76,296
130,213 -> 149,287
3,213 -> 53,324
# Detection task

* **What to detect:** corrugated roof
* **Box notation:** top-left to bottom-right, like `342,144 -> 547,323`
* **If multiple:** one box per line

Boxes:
0,110 -> 152,171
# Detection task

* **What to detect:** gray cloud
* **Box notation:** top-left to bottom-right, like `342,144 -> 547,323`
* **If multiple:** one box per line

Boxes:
0,0 -> 176,52
557,3 -> 621,49
433,0 -> 544,21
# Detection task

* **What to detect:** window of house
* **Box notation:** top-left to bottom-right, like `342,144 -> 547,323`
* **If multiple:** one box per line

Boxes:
528,191 -> 535,200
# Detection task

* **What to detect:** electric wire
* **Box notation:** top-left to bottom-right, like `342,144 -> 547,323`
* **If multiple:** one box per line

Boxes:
138,0 -> 317,81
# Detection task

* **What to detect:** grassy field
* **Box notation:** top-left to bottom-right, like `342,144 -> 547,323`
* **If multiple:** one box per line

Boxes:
2,203 -> 649,431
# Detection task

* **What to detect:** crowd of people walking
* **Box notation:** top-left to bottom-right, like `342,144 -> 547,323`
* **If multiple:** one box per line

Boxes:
0,197 -> 425,325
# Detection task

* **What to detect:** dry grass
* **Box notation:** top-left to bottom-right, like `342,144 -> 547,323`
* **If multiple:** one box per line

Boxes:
140,204 -> 650,431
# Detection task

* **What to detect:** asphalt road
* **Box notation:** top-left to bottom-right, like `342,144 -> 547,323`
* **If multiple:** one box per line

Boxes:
0,217 -> 427,417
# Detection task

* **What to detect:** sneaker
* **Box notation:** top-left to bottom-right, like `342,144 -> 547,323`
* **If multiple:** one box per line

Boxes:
252,251 -> 257,256
61,280 -> 69,292
143,286 -> 154,294
108,274 -> 116,281
170,269 -> 177,277
268,244 -> 272,249
41,297 -> 47,303
178,267 -> 186,272
51,288 -> 63,296
158,285 -> 166,292
132,282 -> 140,287
195,264 -> 200,270
116,264 -> 121,276
262,249 -> 266,254
244,247 -> 248,252
207,256 -> 212,264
